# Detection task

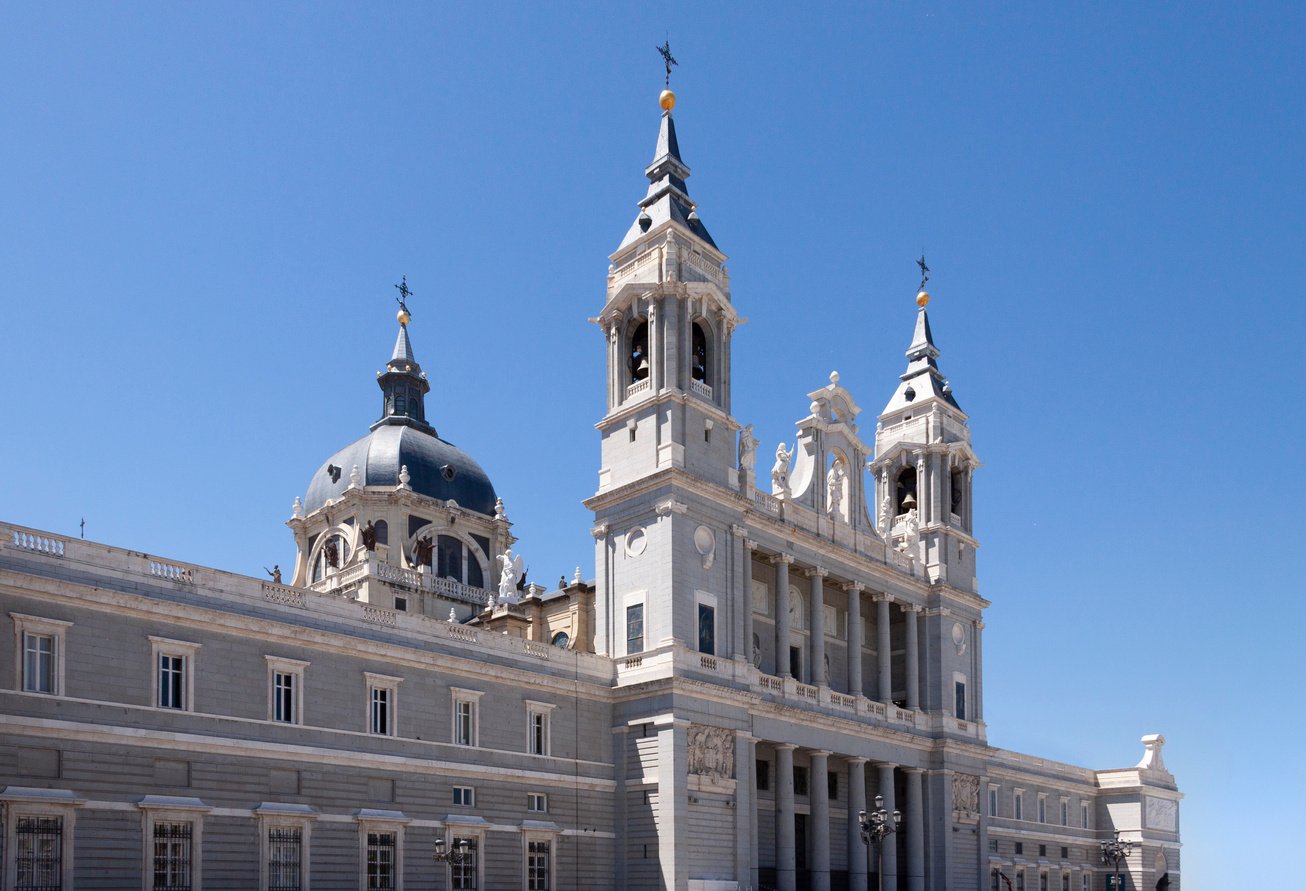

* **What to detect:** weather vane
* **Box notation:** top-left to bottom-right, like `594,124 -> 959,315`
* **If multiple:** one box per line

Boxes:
917,254 -> 930,291
394,275 -> 413,316
656,39 -> 677,87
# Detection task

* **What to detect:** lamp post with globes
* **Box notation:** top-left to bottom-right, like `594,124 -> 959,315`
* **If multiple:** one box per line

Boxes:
433,836 -> 473,869
1099,830 -> 1134,891
858,794 -> 902,891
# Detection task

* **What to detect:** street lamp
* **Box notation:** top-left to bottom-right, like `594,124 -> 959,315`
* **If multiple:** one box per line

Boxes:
432,836 -> 473,864
1099,830 -> 1134,891
858,794 -> 902,891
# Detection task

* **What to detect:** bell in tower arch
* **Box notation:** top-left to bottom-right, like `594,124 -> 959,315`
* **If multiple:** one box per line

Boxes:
628,321 -> 650,381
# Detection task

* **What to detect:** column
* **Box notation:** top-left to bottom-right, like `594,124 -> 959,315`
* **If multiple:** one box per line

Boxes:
810,751 -> 831,891
877,763 -> 898,889
734,529 -> 753,664
774,555 -> 793,678
875,595 -> 893,704
657,720 -> 690,889
649,299 -> 662,392
975,621 -> 984,721
905,768 -> 925,891
776,744 -> 797,891
735,733 -> 756,887
904,604 -> 920,710
808,568 -> 827,686
613,726 -> 628,890
847,757 -> 868,891
846,582 -> 863,697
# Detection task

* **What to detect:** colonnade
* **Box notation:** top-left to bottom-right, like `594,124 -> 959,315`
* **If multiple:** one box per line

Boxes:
739,734 -> 928,891
741,542 -> 939,714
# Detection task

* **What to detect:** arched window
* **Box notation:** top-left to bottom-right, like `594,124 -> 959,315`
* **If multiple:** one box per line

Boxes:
691,322 -> 709,383
551,631 -> 570,649
950,468 -> 965,516
628,321 -> 649,382
895,467 -> 918,515
312,532 -> 351,582
372,520 -> 388,547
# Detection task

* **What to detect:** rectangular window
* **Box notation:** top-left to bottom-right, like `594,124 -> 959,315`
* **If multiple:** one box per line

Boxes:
15,815 -> 63,891
152,821 -> 193,891
453,690 -> 481,746
527,840 -> 551,891
626,603 -> 645,654
988,786 -> 998,817
756,759 -> 771,791
1015,791 -> 1023,821
526,703 -> 554,756
992,870 -> 1002,891
1061,799 -> 1069,826
1016,870 -> 1025,891
273,672 -> 296,723
1039,873 -> 1049,891
451,837 -> 478,890
159,654 -> 186,709
1061,847 -> 1069,859
23,633 -> 55,694
1082,876 -> 1090,891
955,680 -> 967,720
789,646 -> 802,681
1015,842 -> 1023,855
366,831 -> 397,891
793,765 -> 809,797
1062,874 -> 1070,891
1081,802 -> 1089,829
527,793 -> 547,813
267,826 -> 303,891
1039,844 -> 1047,857
453,786 -> 475,807
1038,795 -> 1047,823
697,603 -> 715,655
370,686 -> 391,735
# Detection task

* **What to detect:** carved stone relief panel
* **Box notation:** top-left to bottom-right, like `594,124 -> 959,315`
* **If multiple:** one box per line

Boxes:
687,724 -> 735,780
1145,797 -> 1177,832
952,773 -> 980,817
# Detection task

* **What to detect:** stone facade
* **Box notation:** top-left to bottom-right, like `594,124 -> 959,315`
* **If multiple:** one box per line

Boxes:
0,88 -> 1180,890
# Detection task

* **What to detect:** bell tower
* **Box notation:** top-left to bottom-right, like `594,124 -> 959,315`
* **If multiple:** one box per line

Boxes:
592,85 -> 741,496
870,270 -> 980,591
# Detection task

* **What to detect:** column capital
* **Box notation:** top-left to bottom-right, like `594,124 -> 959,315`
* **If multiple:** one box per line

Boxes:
872,591 -> 893,604
805,566 -> 828,579
773,742 -> 798,752
808,749 -> 832,759
744,539 -> 759,551
842,580 -> 864,594
590,523 -> 609,539
771,553 -> 795,566
731,524 -> 750,538
875,760 -> 898,770
846,756 -> 868,766
901,766 -> 925,774
902,602 -> 924,614
977,621 -> 986,631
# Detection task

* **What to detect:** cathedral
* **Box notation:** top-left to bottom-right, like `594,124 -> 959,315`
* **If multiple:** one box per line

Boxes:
0,80 -> 1180,891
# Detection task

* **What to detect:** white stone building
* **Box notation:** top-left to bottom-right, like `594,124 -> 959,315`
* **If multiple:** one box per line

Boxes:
0,84 -> 1180,891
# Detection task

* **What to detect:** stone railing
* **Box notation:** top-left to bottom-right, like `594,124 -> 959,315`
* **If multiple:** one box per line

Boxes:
444,623 -> 478,643
753,490 -> 781,515
148,559 -> 195,584
626,378 -> 651,399
262,583 -> 306,608
611,245 -> 661,283
689,378 -> 713,401
362,606 -> 398,626
9,528 -> 65,557
795,682 -> 819,702
699,654 -> 718,672
683,250 -> 728,289
758,675 -> 784,694
523,641 -> 551,660
830,691 -> 858,710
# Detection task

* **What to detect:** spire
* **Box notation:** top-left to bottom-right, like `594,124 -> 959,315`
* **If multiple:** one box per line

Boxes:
881,276 -> 962,416
372,280 -> 435,435
615,55 -> 717,252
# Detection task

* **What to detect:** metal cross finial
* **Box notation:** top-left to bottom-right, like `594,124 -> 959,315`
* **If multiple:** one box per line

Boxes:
394,275 -> 413,314
917,254 -> 930,291
656,40 -> 678,87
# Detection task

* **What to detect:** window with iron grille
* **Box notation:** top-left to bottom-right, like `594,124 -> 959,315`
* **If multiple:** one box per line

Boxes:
152,821 -> 192,891
450,837 -> 477,890
267,826 -> 302,891
22,634 -> 55,694
365,831 -> 396,890
15,815 -> 62,891
159,655 -> 186,709
527,840 -> 550,891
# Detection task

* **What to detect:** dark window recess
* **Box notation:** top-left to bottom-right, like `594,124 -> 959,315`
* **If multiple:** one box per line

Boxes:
372,520 -> 388,546
1060,847 -> 1069,859
756,760 -> 770,791
408,516 -> 431,538
789,646 -> 802,681
697,604 -> 715,655
951,468 -> 965,514
628,322 -> 650,381
626,604 -> 645,654
1015,842 -> 1024,855
828,771 -> 839,801
440,463 -> 456,481
1039,844 -> 1046,857
793,766 -> 809,797
394,597 -> 407,612
955,681 -> 967,721
467,559 -> 484,589
895,467 -> 918,514
691,322 -> 709,383
437,536 -> 463,581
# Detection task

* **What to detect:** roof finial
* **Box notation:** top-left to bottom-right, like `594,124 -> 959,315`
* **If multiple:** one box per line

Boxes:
394,275 -> 413,326
657,40 -> 678,111
916,254 -> 931,307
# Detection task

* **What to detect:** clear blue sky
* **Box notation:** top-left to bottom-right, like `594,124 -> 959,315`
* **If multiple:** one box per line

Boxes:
2,4 -> 1302,887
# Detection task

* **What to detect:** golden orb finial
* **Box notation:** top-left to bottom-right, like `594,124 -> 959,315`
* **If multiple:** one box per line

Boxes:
916,290 -> 930,307
660,89 -> 676,111
397,308 -> 411,326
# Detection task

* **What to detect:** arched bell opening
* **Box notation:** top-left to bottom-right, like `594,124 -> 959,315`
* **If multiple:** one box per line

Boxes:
690,320 -> 710,384
627,320 -> 650,383
895,466 -> 919,516
950,467 -> 966,517
310,530 -> 352,583
407,525 -> 489,590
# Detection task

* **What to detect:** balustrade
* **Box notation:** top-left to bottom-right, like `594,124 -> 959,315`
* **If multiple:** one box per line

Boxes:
9,529 -> 65,557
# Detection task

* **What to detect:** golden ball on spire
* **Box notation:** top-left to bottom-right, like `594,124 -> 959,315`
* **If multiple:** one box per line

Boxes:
397,308 -> 411,326
916,290 -> 930,307
659,89 -> 676,111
